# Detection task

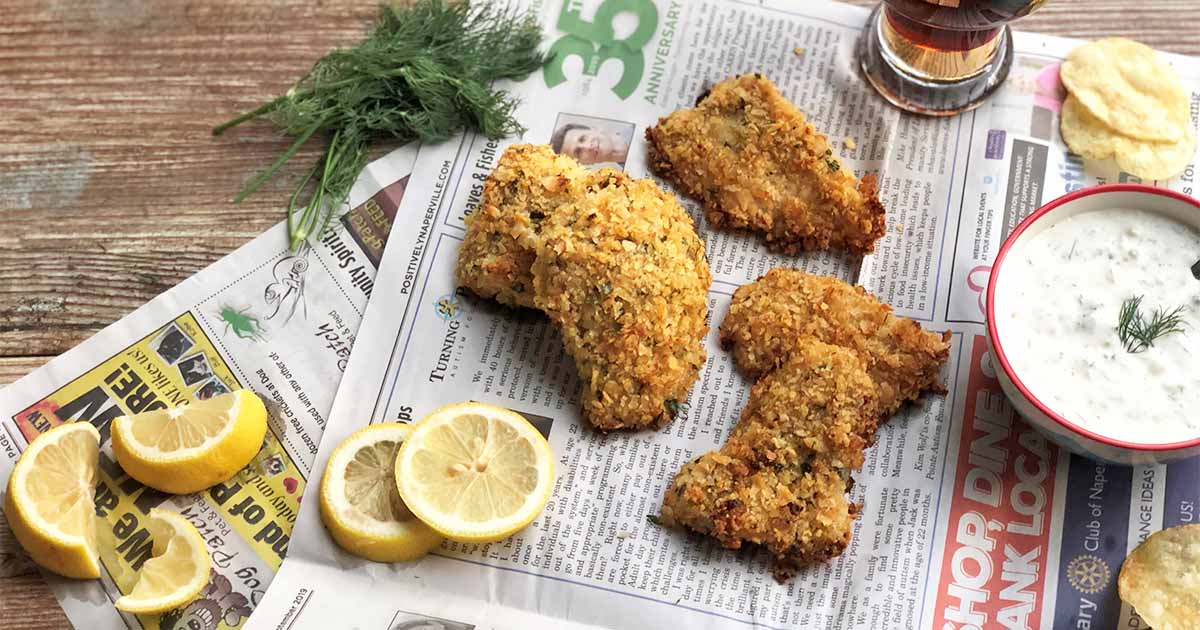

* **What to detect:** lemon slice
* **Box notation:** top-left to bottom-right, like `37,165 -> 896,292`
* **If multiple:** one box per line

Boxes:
319,423 -> 443,562
114,509 -> 210,615
4,422 -> 101,579
395,402 -> 554,543
111,390 -> 267,494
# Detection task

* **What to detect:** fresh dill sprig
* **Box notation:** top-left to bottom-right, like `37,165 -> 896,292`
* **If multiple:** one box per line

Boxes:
1116,295 -> 1188,353
213,0 -> 547,250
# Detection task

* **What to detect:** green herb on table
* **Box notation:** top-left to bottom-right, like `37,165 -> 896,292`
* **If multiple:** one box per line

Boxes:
1116,295 -> 1187,353
213,0 -> 547,250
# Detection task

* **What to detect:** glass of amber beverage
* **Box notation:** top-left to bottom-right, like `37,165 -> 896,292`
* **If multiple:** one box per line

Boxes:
858,0 -> 1047,116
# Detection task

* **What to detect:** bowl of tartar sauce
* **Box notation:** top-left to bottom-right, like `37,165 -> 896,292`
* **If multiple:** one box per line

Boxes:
987,184 -> 1200,465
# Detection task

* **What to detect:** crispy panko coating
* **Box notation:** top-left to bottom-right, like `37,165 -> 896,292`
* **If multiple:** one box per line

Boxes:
720,268 -> 951,417
661,342 -> 877,580
456,144 -> 629,308
533,178 -> 712,430
646,74 -> 886,255
660,269 -> 950,580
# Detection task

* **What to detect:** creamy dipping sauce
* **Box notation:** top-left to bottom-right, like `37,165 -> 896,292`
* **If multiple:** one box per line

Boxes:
995,208 -> 1200,444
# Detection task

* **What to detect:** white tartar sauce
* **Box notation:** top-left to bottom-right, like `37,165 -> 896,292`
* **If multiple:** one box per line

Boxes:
994,208 -> 1200,444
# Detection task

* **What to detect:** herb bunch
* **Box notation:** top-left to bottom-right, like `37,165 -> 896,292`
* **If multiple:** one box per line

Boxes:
214,0 -> 547,250
1116,295 -> 1188,353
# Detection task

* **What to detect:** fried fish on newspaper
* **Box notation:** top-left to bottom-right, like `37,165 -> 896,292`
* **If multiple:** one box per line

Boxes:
660,269 -> 949,580
456,144 -> 711,430
456,144 -> 629,308
533,177 -> 712,430
660,341 -> 878,580
647,74 -> 887,255
719,268 -> 951,417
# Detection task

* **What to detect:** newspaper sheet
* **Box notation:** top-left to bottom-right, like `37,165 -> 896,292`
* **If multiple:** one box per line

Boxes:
248,2 -> 1200,629
0,147 -> 417,629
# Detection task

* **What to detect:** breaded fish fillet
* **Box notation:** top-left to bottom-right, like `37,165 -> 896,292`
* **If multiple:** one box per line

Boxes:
661,341 -> 877,580
719,268 -> 951,417
661,270 -> 948,580
456,144 -> 629,308
647,74 -> 886,254
533,178 -> 712,430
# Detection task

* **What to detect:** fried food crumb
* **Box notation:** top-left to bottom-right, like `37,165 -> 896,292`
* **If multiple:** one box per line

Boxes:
646,74 -> 886,255
843,136 -> 857,150
793,47 -> 805,56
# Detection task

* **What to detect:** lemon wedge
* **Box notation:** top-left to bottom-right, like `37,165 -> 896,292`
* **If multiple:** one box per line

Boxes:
319,423 -> 443,562
114,509 -> 210,615
111,390 -> 267,494
4,422 -> 101,579
395,402 -> 554,543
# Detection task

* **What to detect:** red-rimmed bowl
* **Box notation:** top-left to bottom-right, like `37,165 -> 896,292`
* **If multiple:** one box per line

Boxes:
986,184 -> 1200,465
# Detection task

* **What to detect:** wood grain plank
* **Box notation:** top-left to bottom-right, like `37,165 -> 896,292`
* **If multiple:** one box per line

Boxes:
0,357 -> 50,387
0,0 -> 379,359
0,573 -> 70,629
843,0 -> 1200,55
0,511 -> 37,580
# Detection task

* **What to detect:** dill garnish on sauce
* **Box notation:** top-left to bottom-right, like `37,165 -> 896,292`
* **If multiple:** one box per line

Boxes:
1116,295 -> 1188,353
213,1 -> 547,250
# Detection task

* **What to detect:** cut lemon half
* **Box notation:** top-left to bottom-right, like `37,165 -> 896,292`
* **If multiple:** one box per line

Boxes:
319,423 -> 443,562
111,390 -> 267,494
114,509 -> 210,615
395,402 -> 554,543
4,422 -> 101,579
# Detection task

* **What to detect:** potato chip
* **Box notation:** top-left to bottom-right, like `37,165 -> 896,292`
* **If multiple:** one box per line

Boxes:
1061,95 -> 1196,181
1061,38 -> 1190,142
1060,95 -> 1117,160
1114,125 -> 1196,181
1119,524 -> 1200,630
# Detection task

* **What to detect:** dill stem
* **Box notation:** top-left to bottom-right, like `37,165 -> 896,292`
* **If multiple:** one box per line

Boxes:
212,95 -> 290,136
212,68 -> 412,136
314,134 -> 349,240
290,129 -> 343,251
234,121 -> 324,204
286,164 -> 318,248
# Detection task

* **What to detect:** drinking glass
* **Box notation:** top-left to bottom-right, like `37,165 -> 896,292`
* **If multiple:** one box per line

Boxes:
858,0 -> 1048,116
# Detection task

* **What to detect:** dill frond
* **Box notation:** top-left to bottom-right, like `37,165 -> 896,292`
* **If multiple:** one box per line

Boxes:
214,0 -> 547,250
1116,295 -> 1188,353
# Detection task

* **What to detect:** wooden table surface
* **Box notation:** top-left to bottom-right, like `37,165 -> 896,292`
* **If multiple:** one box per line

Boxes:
2,0 -> 1197,627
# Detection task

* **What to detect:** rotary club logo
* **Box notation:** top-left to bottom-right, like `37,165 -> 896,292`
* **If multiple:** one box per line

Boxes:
1066,554 -> 1111,595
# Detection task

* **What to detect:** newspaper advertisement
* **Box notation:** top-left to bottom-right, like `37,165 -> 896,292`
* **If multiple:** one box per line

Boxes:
246,1 -> 1200,629
0,146 -> 418,629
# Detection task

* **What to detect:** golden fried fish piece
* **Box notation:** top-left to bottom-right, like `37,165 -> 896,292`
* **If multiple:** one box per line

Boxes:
719,268 -> 950,417
456,144 -> 628,308
647,74 -> 886,255
533,178 -> 712,430
661,269 -> 949,581
661,341 -> 877,580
